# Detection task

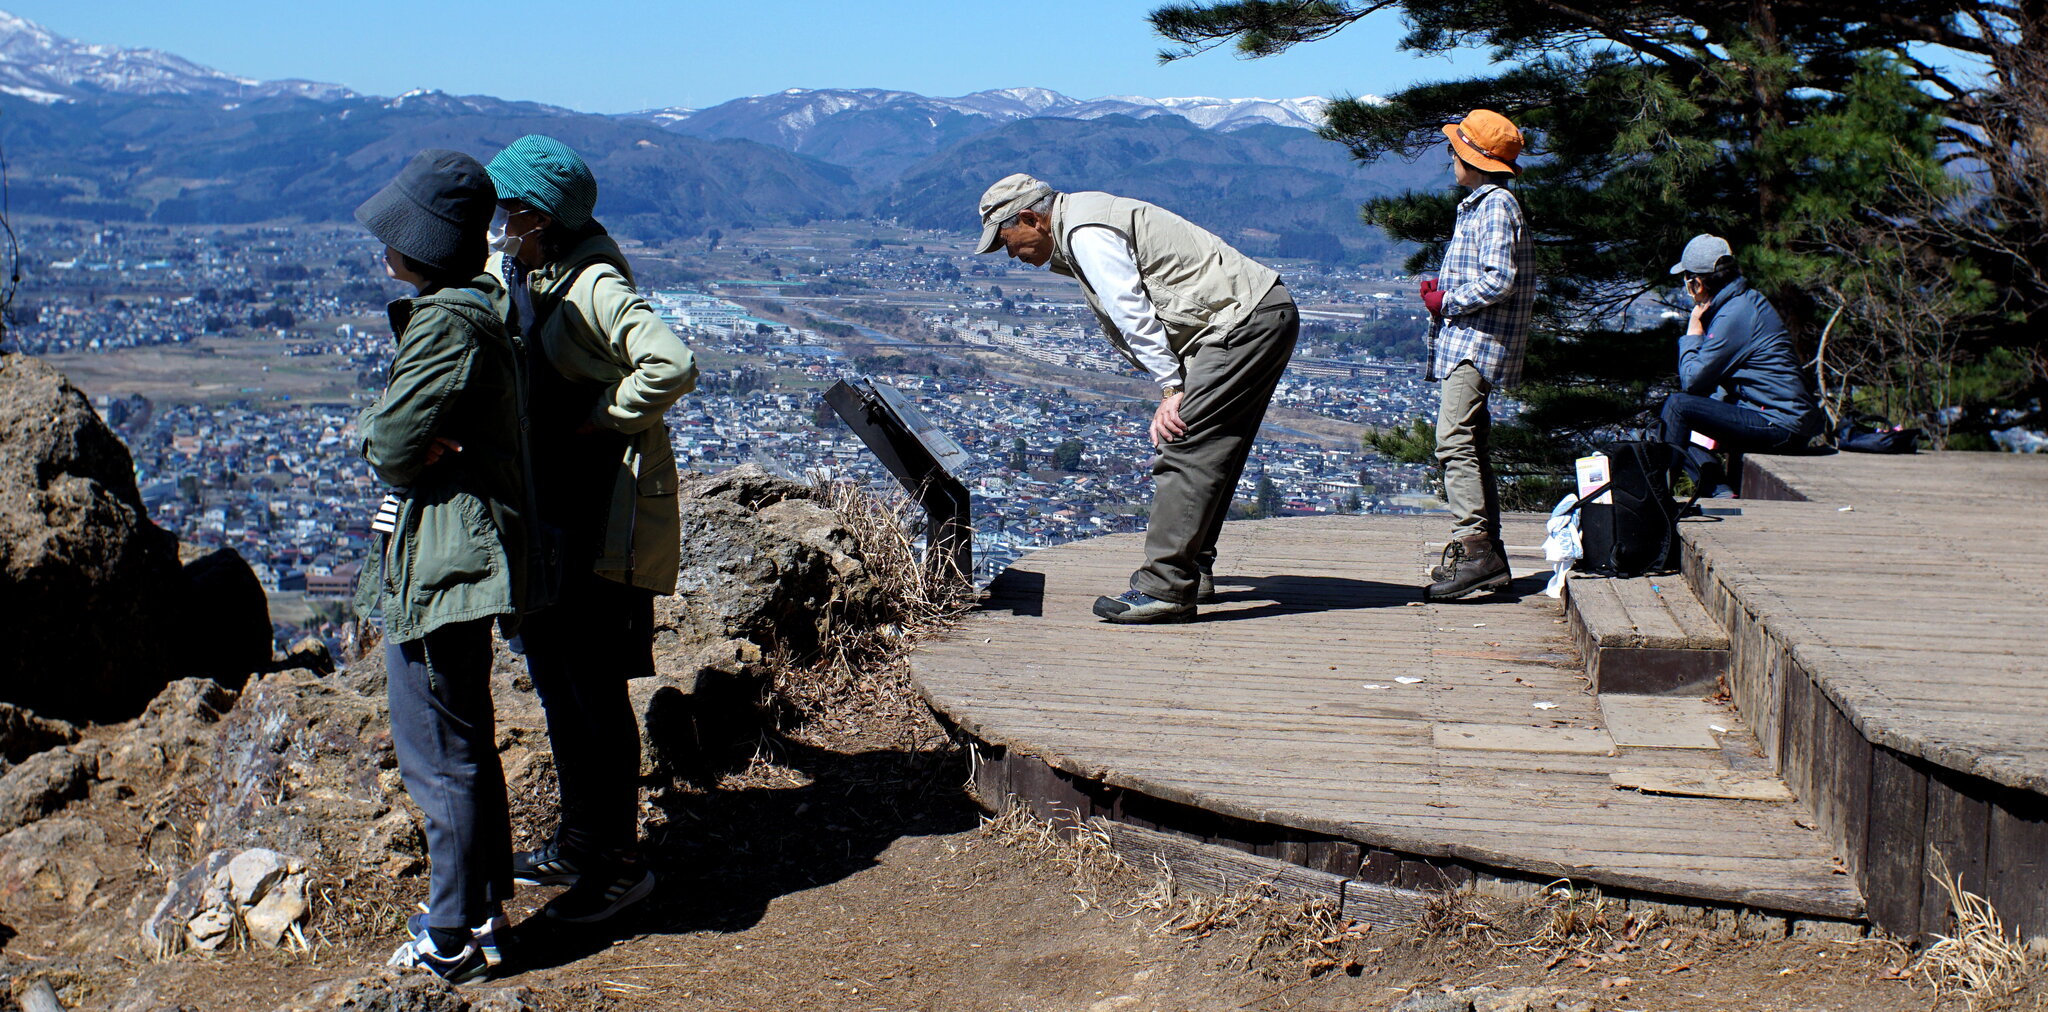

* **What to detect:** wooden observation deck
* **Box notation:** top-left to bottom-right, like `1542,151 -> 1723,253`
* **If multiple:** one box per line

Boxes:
908,452 -> 2048,939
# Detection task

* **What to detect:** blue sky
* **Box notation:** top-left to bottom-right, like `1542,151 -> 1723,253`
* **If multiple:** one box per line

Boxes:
12,1 -> 1488,112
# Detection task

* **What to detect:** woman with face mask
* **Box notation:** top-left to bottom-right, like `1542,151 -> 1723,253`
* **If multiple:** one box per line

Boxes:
484,134 -> 697,925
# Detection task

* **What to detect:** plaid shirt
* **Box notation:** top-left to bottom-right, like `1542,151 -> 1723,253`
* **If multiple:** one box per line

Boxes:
1428,184 -> 1534,387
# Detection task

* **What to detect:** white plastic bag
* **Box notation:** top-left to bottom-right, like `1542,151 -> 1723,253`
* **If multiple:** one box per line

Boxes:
1542,493 -> 1583,598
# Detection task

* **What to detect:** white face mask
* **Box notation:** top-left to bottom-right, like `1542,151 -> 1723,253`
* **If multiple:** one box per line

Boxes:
487,205 -> 519,256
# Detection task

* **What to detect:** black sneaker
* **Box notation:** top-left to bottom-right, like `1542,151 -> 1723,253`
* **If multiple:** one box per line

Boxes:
544,858 -> 656,924
1092,589 -> 1195,624
388,923 -> 492,983
513,838 -> 587,887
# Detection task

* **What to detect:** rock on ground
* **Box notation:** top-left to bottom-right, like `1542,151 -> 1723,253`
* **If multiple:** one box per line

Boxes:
269,969 -> 541,1012
1394,990 -> 1476,1012
0,815 -> 108,911
143,846 -> 310,954
659,465 -> 884,671
0,747 -> 95,833
0,354 -> 186,722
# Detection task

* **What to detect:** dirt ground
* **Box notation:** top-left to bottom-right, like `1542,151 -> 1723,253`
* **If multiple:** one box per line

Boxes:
80,698 -> 2047,1012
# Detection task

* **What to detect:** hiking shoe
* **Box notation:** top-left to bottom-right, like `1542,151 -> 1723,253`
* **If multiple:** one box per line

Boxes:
1428,535 -> 1506,584
513,837 -> 587,887
405,908 -> 508,968
1092,589 -> 1195,624
1424,535 -> 1511,601
388,922 -> 492,984
544,858 -> 656,924
1197,569 -> 1216,603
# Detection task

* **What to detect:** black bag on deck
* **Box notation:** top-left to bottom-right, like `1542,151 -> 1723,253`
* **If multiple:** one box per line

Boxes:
1836,417 -> 1920,454
1570,441 -> 1698,578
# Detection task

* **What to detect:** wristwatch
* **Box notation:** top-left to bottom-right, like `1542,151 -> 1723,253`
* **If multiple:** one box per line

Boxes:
1161,385 -> 1183,399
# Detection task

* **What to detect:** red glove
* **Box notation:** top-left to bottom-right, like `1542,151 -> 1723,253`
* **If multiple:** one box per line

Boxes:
1420,278 -> 1445,317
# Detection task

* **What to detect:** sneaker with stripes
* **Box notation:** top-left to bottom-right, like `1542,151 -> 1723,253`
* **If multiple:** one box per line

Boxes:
387,916 -> 499,983
543,856 -> 656,924
404,907 -> 508,968
511,837 -> 586,887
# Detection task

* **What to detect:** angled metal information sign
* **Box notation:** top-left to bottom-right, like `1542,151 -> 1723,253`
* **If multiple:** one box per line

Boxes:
824,378 -> 973,584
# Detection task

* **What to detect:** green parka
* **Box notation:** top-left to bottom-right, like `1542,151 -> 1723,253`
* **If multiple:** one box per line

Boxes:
500,233 -> 696,594
353,276 -> 527,642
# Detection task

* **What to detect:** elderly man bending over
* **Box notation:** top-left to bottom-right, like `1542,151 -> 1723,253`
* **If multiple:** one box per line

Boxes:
974,173 -> 1299,624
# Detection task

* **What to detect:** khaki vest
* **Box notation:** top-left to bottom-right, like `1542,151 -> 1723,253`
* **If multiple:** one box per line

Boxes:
1047,191 -> 1280,372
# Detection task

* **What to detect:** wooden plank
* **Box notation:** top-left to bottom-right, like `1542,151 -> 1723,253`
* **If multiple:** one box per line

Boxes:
1101,820 -> 1347,906
1599,696 -> 1724,750
1830,697 -> 1874,883
1306,840 -> 1362,878
1609,770 -> 1794,801
1431,724 -> 1616,755
1986,788 -> 2048,944
1862,746 -> 1928,938
1343,879 -> 1434,928
1920,766 -> 1990,939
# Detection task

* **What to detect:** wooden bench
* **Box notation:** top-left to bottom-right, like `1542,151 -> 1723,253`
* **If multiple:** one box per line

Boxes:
1566,574 -> 1730,695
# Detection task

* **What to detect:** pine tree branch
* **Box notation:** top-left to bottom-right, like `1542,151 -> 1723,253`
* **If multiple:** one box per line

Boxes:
1772,0 -> 1998,55
1522,0 -> 1703,71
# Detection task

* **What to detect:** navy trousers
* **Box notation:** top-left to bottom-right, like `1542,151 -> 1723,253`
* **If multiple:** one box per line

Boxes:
1659,392 -> 1802,496
385,619 -> 513,930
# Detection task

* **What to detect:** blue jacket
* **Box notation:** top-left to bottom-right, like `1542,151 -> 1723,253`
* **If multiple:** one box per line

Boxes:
1679,277 -> 1823,439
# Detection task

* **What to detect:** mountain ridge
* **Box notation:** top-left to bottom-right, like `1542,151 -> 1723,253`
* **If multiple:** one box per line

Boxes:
0,10 -> 1411,260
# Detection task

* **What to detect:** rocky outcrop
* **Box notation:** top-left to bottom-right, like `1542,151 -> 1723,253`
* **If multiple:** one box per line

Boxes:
0,355 -> 186,722
200,669 -> 403,862
176,548 -> 277,683
132,671 -> 416,952
660,466 -> 884,672
102,677 -> 238,785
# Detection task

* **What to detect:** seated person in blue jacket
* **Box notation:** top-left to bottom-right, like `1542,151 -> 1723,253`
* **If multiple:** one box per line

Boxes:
1662,235 -> 1825,498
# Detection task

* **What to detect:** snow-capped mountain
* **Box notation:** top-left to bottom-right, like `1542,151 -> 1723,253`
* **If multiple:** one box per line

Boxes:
1066,94 -> 1331,132
643,86 -> 1337,143
0,9 -> 353,104
627,86 -> 1350,179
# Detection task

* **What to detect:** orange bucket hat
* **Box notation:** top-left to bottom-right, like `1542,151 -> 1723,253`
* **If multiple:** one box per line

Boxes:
1443,109 -> 1524,176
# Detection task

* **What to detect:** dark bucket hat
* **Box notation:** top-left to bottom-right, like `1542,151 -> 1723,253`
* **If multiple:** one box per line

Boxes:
354,149 -> 495,276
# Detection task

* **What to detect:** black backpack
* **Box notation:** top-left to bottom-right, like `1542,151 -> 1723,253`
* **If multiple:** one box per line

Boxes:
1568,440 -> 1699,578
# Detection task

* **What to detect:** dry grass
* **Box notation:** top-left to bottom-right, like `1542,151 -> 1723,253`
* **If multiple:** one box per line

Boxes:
977,804 -> 1135,911
768,480 -> 971,743
1919,855 -> 2039,1005
980,805 -> 1366,979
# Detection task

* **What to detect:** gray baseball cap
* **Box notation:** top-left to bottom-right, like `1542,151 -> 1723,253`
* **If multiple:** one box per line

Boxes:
1669,233 -> 1734,275
975,173 -> 1053,254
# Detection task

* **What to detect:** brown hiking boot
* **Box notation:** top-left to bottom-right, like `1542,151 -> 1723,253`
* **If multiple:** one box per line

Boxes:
1427,535 -> 1505,582
1425,534 -> 1511,601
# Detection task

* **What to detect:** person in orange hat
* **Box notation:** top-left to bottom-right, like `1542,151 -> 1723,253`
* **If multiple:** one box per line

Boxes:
1419,109 -> 1535,601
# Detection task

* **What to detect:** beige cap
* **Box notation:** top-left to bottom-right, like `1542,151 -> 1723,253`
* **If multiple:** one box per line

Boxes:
975,173 -> 1053,254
